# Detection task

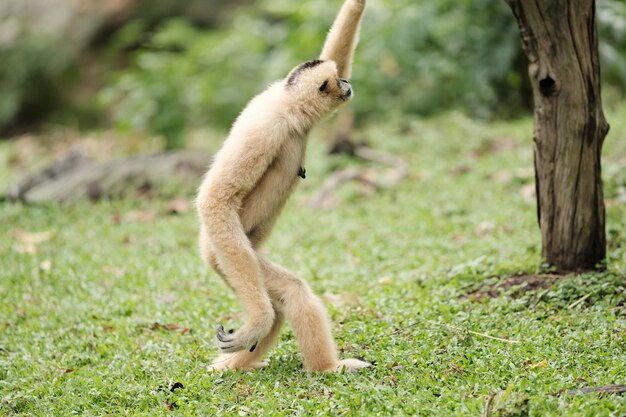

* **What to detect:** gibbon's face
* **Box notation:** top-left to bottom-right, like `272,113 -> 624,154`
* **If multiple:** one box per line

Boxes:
285,60 -> 352,110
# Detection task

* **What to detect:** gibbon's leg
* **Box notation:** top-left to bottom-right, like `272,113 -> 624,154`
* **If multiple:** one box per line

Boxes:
209,310 -> 285,371
201,207 -> 275,353
319,0 -> 366,79
260,258 -> 336,371
259,257 -> 370,372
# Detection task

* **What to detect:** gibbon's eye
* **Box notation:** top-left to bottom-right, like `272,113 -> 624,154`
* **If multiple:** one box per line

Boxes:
319,80 -> 329,93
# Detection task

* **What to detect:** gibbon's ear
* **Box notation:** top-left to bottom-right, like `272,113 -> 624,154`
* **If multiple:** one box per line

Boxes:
319,80 -> 329,93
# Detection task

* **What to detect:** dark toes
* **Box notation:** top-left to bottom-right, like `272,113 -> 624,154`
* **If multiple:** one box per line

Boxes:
216,325 -> 233,343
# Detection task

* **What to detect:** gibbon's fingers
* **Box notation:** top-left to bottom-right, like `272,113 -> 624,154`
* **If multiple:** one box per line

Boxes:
215,325 -> 258,353
216,325 -> 260,353
216,325 -> 233,343
319,0 -> 366,79
215,325 -> 239,352
210,311 -> 285,370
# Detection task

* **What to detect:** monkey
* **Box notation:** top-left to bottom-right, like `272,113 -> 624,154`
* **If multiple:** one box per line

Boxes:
195,0 -> 369,372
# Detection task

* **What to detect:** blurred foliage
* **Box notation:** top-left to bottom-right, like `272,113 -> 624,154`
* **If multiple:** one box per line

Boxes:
2,0 -> 626,144
598,0 -> 626,91
0,0 -> 238,138
100,0 -> 525,145
100,0 -> 626,145
0,19 -> 91,134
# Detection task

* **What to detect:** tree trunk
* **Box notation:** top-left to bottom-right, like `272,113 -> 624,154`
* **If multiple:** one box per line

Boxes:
505,0 -> 609,271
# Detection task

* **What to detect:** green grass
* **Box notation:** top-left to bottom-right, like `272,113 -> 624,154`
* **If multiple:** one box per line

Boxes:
1,108 -> 626,416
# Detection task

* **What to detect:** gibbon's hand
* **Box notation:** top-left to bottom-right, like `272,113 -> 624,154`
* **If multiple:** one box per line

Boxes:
216,325 -> 259,353
216,325 -> 247,352
215,306 -> 274,353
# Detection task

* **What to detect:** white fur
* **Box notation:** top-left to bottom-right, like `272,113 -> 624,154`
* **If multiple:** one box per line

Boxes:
196,0 -> 368,372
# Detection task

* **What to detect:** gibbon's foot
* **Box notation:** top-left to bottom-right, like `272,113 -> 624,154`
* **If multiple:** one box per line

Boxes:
328,358 -> 371,373
216,318 -> 272,353
209,354 -> 269,371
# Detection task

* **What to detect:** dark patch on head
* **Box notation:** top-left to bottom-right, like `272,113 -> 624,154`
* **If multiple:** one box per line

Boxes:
286,59 -> 325,86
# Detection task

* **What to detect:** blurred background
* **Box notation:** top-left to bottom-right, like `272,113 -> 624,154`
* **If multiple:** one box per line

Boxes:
0,0 -> 625,186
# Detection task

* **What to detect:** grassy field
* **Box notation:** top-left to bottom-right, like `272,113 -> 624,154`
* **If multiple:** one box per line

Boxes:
1,108 -> 626,416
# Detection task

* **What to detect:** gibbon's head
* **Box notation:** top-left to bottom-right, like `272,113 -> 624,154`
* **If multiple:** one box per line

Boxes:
285,59 -> 352,113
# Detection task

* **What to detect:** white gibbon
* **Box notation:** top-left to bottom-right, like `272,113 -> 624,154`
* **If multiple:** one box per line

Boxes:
195,0 -> 369,372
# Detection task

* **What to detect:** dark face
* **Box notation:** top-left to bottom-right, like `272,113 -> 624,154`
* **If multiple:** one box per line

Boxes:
337,78 -> 352,99
319,77 -> 352,101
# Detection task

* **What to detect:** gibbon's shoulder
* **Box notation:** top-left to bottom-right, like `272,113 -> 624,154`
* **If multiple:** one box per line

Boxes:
239,82 -> 286,116
229,82 -> 285,127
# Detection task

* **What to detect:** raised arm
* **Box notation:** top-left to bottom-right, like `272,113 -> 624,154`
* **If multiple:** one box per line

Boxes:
319,0 -> 366,80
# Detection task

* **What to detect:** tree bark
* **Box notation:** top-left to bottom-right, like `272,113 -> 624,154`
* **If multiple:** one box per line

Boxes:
505,0 -> 609,271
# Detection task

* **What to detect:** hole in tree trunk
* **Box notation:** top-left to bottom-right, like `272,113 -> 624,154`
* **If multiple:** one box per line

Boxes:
539,76 -> 557,96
